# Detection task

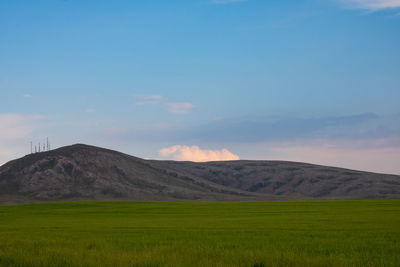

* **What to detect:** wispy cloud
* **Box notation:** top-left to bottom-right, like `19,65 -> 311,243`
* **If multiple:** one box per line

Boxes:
85,108 -> 95,113
338,0 -> 400,11
0,114 -> 41,140
0,113 -> 42,164
159,145 -> 239,162
23,94 -> 32,98
167,102 -> 195,114
134,94 -> 163,106
134,94 -> 195,114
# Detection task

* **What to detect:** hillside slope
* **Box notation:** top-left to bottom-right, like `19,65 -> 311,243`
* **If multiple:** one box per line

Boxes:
0,144 -> 399,204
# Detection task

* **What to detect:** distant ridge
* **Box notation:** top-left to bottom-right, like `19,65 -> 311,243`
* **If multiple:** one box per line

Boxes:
0,144 -> 399,204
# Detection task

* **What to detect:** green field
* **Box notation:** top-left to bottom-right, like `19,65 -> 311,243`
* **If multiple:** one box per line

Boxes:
0,200 -> 399,266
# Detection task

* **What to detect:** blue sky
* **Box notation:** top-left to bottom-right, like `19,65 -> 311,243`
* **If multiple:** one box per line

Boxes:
1,0 -> 400,173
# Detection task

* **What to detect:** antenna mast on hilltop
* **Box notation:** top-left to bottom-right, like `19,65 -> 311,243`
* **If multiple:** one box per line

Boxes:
46,137 -> 50,151
30,138 -> 52,154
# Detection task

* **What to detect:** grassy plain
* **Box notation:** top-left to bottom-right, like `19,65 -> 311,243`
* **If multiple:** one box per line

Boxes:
0,200 -> 399,266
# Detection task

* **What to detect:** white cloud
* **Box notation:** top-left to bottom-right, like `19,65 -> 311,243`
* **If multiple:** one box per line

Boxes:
134,94 -> 163,106
159,145 -> 240,162
339,0 -> 400,10
23,94 -> 32,98
167,102 -> 195,114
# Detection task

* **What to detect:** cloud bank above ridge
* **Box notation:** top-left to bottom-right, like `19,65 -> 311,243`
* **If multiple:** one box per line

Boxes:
159,145 -> 240,162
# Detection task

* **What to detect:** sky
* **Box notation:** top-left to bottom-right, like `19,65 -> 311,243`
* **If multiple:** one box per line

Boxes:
1,0 -> 399,174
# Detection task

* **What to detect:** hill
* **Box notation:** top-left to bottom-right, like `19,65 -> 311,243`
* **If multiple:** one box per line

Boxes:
0,144 -> 399,204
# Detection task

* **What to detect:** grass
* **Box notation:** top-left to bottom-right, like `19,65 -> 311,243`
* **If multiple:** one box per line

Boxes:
0,200 -> 399,266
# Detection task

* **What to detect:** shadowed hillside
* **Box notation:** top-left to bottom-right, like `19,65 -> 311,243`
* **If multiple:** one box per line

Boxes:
0,144 -> 399,204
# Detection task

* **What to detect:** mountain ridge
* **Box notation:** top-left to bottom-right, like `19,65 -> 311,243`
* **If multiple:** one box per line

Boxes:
1,144 -> 399,204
